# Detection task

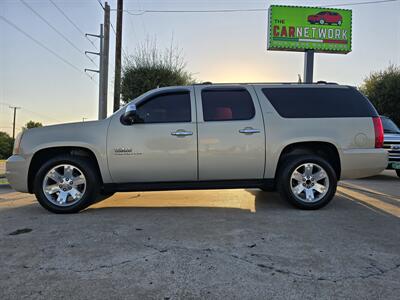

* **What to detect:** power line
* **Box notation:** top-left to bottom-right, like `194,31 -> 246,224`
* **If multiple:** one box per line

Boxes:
120,0 -> 400,15
327,0 -> 400,6
96,0 -> 105,10
21,108 -> 63,123
110,21 -> 129,59
48,0 -> 99,51
0,102 -> 63,123
0,16 -> 95,83
20,0 -> 97,67
122,8 -> 266,15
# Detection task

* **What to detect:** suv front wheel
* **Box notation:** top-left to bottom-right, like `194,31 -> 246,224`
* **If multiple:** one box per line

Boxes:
33,155 -> 100,213
278,155 -> 337,209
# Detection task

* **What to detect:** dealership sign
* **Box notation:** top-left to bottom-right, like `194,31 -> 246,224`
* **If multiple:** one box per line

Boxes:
268,5 -> 352,54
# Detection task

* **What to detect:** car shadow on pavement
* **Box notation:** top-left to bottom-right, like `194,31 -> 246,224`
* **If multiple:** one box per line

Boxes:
0,187 -> 372,216
83,189 -> 295,214
355,174 -> 399,182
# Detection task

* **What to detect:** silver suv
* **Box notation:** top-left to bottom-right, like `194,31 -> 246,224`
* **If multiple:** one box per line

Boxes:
6,83 -> 388,213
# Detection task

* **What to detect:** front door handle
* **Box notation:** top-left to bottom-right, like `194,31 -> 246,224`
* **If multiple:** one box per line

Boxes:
171,130 -> 193,137
239,127 -> 261,135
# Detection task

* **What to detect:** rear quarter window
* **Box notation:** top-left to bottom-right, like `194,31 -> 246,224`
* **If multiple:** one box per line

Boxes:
262,87 -> 378,118
201,89 -> 255,121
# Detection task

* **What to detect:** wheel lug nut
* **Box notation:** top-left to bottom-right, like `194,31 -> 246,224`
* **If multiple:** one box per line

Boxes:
69,181 -> 73,185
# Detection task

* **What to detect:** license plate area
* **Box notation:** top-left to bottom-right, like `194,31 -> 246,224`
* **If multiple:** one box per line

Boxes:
390,162 -> 400,169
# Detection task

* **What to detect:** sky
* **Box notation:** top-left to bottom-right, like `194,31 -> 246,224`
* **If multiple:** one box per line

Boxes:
0,0 -> 399,136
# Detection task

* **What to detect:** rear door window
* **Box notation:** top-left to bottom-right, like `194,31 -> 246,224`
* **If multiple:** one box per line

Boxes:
262,87 -> 378,118
201,89 -> 255,121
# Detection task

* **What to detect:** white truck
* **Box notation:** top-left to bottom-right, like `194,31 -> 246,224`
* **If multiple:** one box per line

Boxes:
6,83 -> 387,213
381,116 -> 400,177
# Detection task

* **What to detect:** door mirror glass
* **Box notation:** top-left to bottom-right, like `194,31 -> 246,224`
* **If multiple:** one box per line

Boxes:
121,103 -> 138,125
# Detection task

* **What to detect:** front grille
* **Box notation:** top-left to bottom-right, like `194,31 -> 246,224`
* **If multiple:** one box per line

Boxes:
383,140 -> 400,162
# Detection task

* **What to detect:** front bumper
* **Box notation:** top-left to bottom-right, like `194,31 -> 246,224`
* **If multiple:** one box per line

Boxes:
387,161 -> 400,170
340,148 -> 388,179
5,155 -> 29,193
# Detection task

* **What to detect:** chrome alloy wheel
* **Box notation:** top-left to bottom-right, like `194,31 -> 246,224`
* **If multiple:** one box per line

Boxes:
290,163 -> 329,203
42,164 -> 86,207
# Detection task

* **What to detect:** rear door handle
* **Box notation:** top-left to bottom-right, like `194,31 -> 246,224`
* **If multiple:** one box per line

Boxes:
239,127 -> 261,135
171,130 -> 193,137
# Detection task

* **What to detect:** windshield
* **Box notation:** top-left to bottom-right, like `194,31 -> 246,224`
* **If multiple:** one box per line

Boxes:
381,117 -> 400,134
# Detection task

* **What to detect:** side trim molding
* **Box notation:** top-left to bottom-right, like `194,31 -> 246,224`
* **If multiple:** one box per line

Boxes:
103,179 -> 275,193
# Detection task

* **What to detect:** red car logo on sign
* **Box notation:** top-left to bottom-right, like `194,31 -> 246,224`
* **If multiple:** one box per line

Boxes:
308,11 -> 343,26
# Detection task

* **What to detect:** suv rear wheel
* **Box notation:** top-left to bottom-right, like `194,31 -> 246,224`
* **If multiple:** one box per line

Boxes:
278,155 -> 337,209
396,170 -> 400,178
33,155 -> 100,213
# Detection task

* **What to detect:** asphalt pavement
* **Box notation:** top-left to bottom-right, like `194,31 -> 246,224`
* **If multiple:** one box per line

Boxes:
0,172 -> 399,299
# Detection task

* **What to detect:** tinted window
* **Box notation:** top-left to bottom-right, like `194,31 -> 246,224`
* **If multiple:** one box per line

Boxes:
262,87 -> 378,118
136,92 -> 191,123
381,117 -> 400,134
202,89 -> 255,121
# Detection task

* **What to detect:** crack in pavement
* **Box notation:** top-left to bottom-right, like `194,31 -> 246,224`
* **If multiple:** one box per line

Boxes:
138,244 -> 400,282
72,260 -> 132,273
230,253 -> 400,282
5,243 -> 399,282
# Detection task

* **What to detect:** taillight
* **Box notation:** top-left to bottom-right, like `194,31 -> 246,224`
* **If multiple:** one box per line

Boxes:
372,117 -> 384,148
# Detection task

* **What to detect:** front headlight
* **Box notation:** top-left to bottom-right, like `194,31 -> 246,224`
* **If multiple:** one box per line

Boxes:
12,132 -> 24,155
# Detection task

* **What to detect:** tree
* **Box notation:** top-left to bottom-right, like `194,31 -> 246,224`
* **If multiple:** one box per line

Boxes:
0,131 -> 13,159
121,41 -> 193,103
360,64 -> 400,125
23,120 -> 43,131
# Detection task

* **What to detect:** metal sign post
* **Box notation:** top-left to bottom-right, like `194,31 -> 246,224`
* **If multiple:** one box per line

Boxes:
304,50 -> 314,83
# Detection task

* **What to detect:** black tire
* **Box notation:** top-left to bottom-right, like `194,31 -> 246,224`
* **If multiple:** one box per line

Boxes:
396,170 -> 400,178
278,155 -> 337,210
95,191 -> 115,203
33,154 -> 100,214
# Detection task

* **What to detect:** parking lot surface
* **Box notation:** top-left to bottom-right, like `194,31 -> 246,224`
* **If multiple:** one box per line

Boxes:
0,172 -> 399,299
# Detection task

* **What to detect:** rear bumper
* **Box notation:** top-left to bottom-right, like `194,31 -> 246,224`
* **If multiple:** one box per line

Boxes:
5,155 -> 29,193
340,148 -> 388,179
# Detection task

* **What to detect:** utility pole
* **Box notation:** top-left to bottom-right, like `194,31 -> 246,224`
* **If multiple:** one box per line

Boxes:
9,106 -> 21,140
100,2 -> 110,119
304,50 -> 314,83
85,1 -> 110,120
85,26 -> 102,119
113,0 -> 123,112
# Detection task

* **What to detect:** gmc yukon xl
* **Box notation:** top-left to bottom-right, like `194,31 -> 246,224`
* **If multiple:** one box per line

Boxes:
6,83 -> 388,213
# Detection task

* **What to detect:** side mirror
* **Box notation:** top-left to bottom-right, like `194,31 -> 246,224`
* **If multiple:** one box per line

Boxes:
121,103 -> 138,125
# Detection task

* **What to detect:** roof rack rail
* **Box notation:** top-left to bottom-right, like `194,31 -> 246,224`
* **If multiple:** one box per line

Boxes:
316,81 -> 338,85
193,81 -> 339,85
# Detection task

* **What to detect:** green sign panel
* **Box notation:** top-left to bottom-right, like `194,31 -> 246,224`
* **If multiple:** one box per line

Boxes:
268,5 -> 352,54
